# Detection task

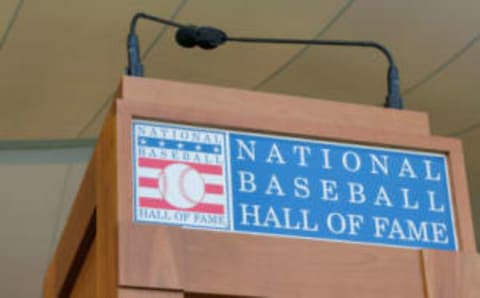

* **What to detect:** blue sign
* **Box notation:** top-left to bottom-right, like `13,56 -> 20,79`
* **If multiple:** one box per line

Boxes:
132,120 -> 457,251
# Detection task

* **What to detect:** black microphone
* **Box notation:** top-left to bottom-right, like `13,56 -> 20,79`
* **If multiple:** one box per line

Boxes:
127,12 -> 403,109
175,26 -> 227,49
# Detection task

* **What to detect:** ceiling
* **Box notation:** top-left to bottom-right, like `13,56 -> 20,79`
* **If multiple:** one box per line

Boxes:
0,1 -> 479,297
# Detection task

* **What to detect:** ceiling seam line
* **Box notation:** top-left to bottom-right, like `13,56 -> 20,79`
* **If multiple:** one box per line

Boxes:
252,0 -> 355,90
77,90 -> 116,137
76,0 -> 189,137
143,0 -> 189,61
0,0 -> 25,50
449,121 -> 480,137
0,138 -> 96,150
403,33 -> 480,96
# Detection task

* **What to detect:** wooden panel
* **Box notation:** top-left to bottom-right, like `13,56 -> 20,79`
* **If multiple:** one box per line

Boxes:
42,261 -> 56,297
120,76 -> 430,136
118,224 -> 184,289
464,254 -> 480,297
446,142 -> 476,252
182,230 -> 425,298
43,77 -> 478,298
423,250 -> 480,298
117,92 -> 448,153
95,106 -> 119,298
71,239 -> 96,298
44,108 -> 117,298
120,224 -> 426,297
116,92 -> 474,251
113,76 -> 475,297
53,157 -> 95,288
44,105 -> 119,298
119,293 -> 253,298
186,295 -> 254,298
43,143 -> 97,297
119,288 -> 184,298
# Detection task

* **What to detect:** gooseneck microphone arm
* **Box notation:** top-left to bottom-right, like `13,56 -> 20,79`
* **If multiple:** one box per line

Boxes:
224,37 -> 402,109
126,13 -> 184,77
126,12 -> 404,109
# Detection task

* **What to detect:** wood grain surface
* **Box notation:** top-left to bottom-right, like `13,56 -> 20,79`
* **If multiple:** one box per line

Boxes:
120,76 -> 430,136
43,106 -> 118,297
44,77 -> 479,297
43,143 -> 96,297
119,288 -> 184,298
95,106 -> 119,297
70,240 -> 96,297
423,250 -> 480,298
116,76 -> 474,251
119,223 -> 426,297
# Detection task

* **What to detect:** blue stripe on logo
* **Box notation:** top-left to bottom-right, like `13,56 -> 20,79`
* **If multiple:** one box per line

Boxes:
138,137 -> 222,154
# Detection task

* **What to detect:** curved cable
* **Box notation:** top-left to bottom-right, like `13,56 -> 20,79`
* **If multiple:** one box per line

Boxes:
225,36 -> 401,108
130,12 -> 184,34
227,37 -> 394,66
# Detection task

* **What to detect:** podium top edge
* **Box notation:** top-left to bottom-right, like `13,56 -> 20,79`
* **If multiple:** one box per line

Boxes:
118,76 -> 430,136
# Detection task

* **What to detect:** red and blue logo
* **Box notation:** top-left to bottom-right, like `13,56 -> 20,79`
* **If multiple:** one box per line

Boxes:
133,122 -> 229,229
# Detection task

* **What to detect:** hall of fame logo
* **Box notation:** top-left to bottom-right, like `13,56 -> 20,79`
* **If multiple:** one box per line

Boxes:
133,120 -> 229,229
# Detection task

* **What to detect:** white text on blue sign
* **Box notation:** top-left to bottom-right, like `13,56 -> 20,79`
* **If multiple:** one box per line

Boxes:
132,120 -> 457,251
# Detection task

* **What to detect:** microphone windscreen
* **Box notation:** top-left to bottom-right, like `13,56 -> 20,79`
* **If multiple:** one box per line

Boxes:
175,26 -> 197,48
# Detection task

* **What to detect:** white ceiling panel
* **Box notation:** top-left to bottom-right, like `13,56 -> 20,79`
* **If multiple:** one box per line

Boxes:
0,0 -> 19,43
0,0 -> 183,139
405,40 -> 480,135
258,0 -> 480,107
145,0 -> 345,88
78,0 -> 347,137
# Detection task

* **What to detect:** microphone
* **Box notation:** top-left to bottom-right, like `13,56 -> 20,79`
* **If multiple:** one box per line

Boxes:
175,26 -> 227,49
126,12 -> 403,109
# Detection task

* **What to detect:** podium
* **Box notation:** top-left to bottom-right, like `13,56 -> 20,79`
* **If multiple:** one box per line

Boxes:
43,76 -> 480,297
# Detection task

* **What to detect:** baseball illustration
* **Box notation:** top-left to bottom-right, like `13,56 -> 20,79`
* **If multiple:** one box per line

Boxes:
158,163 -> 205,209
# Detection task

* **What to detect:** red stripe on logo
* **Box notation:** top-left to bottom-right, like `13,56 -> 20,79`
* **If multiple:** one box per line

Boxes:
138,178 -> 224,196
138,177 -> 158,188
139,197 -> 224,214
138,158 -> 223,175
204,184 -> 224,195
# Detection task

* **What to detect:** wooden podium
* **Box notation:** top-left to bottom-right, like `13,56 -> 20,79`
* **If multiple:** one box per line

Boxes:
44,76 -> 480,298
